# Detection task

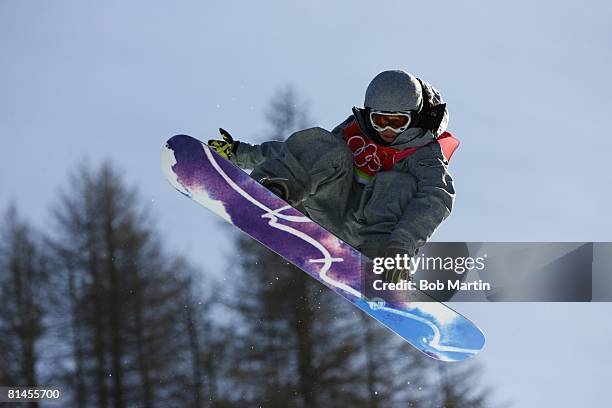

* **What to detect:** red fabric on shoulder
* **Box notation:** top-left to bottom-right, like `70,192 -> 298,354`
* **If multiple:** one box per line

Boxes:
436,131 -> 460,162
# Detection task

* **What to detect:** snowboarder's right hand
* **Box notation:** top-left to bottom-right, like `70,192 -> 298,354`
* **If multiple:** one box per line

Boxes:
208,128 -> 239,160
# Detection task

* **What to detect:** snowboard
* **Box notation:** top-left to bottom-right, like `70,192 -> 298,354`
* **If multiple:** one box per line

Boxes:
161,134 -> 485,362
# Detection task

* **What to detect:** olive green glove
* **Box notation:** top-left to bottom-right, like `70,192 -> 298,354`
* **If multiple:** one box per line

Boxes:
207,128 -> 239,160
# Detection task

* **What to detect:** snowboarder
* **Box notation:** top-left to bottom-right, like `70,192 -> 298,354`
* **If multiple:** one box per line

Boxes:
208,70 -> 459,283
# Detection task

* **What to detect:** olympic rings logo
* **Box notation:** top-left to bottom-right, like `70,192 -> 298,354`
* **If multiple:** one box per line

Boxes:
346,135 -> 387,173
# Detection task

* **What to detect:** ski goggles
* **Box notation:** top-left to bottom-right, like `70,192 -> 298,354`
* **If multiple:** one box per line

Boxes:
369,110 -> 413,133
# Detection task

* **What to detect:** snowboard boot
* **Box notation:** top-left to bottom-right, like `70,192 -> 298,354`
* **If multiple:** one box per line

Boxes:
259,177 -> 290,201
259,177 -> 307,214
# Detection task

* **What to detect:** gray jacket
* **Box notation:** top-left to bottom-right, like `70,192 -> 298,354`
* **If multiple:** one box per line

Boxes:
232,79 -> 455,256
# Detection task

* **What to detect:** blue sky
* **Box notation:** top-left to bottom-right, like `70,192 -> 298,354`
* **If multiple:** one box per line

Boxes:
2,1 -> 611,406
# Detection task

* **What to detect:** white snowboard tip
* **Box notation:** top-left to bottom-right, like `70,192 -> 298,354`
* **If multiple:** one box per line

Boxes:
161,143 -> 191,197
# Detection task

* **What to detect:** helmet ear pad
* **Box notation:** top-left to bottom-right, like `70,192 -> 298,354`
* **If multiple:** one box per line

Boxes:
416,103 -> 446,132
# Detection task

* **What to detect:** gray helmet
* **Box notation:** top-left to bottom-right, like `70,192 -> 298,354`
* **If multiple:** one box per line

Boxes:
364,70 -> 423,112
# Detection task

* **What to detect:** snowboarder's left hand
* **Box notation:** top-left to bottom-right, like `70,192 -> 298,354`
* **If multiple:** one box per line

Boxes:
360,241 -> 412,284
208,128 -> 239,160
381,244 -> 412,284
